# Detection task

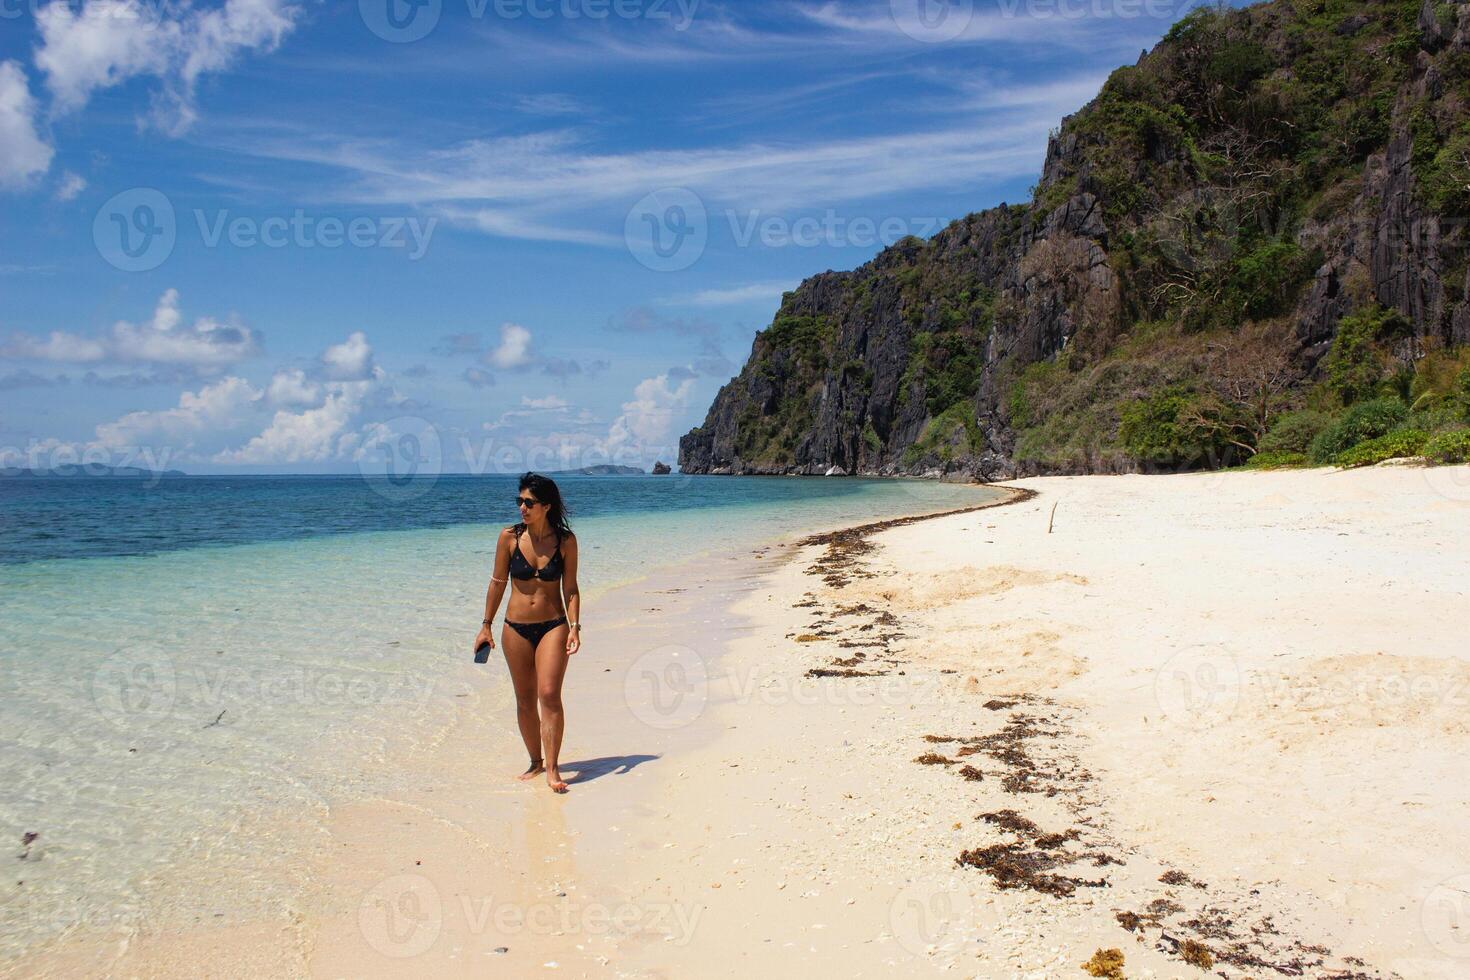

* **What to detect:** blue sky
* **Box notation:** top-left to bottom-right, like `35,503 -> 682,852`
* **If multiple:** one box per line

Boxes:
0,0 -> 1209,474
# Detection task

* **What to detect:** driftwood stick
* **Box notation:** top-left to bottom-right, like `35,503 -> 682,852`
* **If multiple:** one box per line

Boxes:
1047,502 -> 1057,534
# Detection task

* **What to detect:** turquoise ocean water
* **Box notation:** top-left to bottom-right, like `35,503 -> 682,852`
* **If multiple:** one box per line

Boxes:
0,473 -> 1000,957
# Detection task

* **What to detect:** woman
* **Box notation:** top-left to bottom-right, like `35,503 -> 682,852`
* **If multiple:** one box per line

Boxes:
473,473 -> 581,793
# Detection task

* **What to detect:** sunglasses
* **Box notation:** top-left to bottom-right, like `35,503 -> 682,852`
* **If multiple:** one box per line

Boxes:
516,496 -> 543,508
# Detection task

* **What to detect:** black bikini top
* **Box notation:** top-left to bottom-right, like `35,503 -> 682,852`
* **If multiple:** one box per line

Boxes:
508,525 -> 564,582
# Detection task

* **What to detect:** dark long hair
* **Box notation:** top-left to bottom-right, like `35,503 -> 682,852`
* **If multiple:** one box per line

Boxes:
518,472 -> 573,542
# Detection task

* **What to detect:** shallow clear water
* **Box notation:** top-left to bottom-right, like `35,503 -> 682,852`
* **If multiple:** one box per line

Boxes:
0,474 -> 1000,956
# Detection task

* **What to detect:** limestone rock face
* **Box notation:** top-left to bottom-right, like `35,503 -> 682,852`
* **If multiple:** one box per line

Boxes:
679,0 -> 1470,479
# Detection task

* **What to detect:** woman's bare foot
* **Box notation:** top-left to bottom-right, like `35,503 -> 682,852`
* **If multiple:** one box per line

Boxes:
516,759 -> 544,781
546,766 -> 568,793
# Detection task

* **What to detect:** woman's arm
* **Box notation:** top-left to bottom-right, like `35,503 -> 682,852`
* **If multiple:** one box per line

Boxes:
474,530 -> 514,651
562,534 -> 581,655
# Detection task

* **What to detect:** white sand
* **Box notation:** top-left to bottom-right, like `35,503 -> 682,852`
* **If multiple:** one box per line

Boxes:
17,465 -> 1470,978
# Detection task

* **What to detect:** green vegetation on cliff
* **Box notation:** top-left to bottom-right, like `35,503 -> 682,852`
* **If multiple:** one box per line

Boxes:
679,0 -> 1470,478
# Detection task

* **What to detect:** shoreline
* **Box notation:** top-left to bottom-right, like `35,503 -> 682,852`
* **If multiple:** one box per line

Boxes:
7,485 -> 1011,977
12,466 -> 1469,977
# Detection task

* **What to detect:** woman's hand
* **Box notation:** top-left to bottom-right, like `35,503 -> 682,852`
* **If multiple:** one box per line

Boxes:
473,625 -> 494,653
566,627 -> 580,656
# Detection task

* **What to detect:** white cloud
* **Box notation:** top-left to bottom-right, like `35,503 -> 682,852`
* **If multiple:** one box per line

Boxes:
0,61 -> 54,190
521,395 -> 568,410
214,376 -> 376,464
199,333 -> 391,464
33,329 -> 397,466
4,289 -> 259,368
35,1 -> 174,114
35,0 -> 298,133
479,394 -> 575,434
215,332 -> 388,463
605,372 -> 695,460
488,322 -> 532,369
6,331 -> 107,362
93,375 -> 261,449
54,170 -> 86,200
321,330 -> 374,380
665,280 -> 794,307
266,368 -> 321,407
480,374 -> 691,466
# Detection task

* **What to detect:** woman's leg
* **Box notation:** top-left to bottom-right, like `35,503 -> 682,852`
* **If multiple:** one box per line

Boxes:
500,623 -> 543,779
534,623 -> 572,792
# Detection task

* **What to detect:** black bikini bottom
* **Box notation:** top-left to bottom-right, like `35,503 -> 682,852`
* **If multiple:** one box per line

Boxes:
505,616 -> 568,646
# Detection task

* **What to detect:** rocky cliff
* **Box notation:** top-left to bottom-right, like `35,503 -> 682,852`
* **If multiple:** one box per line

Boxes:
680,0 -> 1470,478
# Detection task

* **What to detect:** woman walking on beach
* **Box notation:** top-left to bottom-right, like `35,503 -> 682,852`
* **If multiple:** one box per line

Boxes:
473,473 -> 581,793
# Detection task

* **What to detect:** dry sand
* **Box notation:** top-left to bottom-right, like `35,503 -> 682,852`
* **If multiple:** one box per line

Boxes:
16,465 -> 1470,979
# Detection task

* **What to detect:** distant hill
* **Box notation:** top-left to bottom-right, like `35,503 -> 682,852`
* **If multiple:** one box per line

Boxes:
1,466 -> 187,478
545,465 -> 646,476
681,0 -> 1470,478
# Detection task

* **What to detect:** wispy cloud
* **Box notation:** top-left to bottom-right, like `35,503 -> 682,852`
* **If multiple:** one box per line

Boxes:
3,289 -> 260,368
661,280 -> 794,307
513,93 -> 589,116
222,112 -> 1054,246
0,61 -> 54,190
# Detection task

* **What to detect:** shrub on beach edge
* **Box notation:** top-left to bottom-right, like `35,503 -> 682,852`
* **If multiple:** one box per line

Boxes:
1335,430 -> 1427,468
1422,428 -> 1470,464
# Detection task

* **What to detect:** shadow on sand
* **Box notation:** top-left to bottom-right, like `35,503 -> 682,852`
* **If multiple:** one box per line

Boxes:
560,754 -> 660,785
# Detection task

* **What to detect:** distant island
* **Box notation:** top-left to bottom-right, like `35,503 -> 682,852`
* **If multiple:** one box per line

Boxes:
1,466 -> 187,478
545,465 -> 645,476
